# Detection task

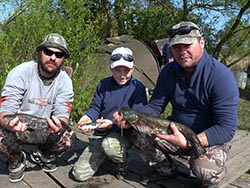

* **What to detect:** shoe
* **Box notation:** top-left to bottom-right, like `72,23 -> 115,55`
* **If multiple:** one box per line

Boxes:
141,170 -> 177,183
30,150 -> 57,172
141,156 -> 178,183
115,163 -> 128,180
8,151 -> 26,183
202,185 -> 219,188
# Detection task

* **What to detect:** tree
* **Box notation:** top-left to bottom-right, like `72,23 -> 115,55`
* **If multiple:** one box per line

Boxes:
0,0 -> 104,120
150,0 -> 250,66
212,0 -> 250,65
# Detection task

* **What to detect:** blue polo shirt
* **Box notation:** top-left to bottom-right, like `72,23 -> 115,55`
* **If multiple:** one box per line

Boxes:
85,76 -> 147,133
141,50 -> 239,146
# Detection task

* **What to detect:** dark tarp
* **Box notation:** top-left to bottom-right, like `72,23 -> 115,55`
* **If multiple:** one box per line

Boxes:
154,38 -> 173,65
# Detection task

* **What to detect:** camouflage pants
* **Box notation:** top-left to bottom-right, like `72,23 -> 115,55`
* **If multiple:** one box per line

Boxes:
72,131 -> 132,182
0,127 -> 76,169
131,130 -> 229,187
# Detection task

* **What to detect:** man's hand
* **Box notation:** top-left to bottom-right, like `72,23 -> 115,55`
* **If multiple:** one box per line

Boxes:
46,116 -> 63,133
0,112 -> 27,132
7,116 -> 27,132
156,122 -> 188,149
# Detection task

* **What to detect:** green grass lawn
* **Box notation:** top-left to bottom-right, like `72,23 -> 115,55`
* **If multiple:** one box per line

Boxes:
238,83 -> 250,131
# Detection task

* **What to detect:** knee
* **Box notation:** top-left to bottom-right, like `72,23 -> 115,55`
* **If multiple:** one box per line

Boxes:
101,137 -> 119,157
190,159 -> 226,186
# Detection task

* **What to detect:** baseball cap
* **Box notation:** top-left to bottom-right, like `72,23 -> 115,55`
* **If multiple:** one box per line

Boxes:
36,33 -> 70,58
110,47 -> 134,69
168,21 -> 202,47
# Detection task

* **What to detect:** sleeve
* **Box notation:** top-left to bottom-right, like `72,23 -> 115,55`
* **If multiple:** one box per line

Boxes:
52,74 -> 74,119
205,70 -> 239,145
0,68 -> 28,114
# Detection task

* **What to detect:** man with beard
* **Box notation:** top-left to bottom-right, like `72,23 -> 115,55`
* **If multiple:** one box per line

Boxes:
113,22 -> 239,188
0,33 -> 75,183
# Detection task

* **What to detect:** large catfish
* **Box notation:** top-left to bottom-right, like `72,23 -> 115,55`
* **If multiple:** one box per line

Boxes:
3,113 -> 50,131
2,113 -> 76,156
119,107 -> 206,158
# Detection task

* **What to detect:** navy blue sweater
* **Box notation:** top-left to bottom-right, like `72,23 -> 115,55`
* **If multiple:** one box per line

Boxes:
85,76 -> 147,132
141,50 -> 239,146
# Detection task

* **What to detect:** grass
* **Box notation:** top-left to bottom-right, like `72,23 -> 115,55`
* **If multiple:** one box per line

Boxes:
238,83 -> 250,131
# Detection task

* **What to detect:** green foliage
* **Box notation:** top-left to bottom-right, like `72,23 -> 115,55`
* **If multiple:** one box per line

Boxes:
129,5 -> 173,41
0,0 -> 250,126
0,0 -> 105,121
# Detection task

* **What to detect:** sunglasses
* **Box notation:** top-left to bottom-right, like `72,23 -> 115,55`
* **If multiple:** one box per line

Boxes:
43,48 -> 65,59
111,54 -> 134,62
168,26 -> 199,39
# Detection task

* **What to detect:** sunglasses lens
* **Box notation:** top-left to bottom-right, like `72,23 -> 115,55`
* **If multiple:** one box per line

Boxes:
167,29 -> 175,37
55,52 -> 64,59
43,48 -> 53,56
43,48 -> 64,58
123,54 -> 133,62
168,26 -> 198,38
111,54 -> 122,61
54,52 -> 64,58
111,54 -> 133,62
178,27 -> 192,35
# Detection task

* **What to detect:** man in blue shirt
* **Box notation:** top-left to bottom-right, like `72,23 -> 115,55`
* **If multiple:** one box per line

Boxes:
72,47 -> 147,181
114,21 -> 239,188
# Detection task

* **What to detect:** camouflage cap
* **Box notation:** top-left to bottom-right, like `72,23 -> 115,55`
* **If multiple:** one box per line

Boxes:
36,33 -> 70,58
168,21 -> 202,47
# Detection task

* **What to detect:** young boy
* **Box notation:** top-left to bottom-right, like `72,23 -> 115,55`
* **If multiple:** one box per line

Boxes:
72,47 -> 147,181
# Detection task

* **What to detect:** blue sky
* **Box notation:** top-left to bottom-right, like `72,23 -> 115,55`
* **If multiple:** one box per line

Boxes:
0,2 -> 13,23
0,1 -> 230,32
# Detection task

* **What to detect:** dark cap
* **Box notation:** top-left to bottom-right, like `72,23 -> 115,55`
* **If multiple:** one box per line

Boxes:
36,33 -> 70,58
168,21 -> 202,47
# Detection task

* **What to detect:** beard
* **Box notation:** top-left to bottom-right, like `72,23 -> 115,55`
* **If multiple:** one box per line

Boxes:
39,61 -> 60,78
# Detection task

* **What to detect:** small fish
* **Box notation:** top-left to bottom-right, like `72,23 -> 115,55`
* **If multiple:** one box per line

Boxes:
80,122 -> 101,130
119,107 -> 206,158
3,113 -> 49,131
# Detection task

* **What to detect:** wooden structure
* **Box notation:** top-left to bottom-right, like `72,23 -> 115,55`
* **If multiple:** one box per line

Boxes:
0,128 -> 250,188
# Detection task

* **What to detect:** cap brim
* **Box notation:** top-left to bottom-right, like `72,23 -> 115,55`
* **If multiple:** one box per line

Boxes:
169,37 -> 197,47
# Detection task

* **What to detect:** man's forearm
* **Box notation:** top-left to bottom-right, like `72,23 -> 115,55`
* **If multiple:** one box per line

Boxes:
197,132 -> 209,147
